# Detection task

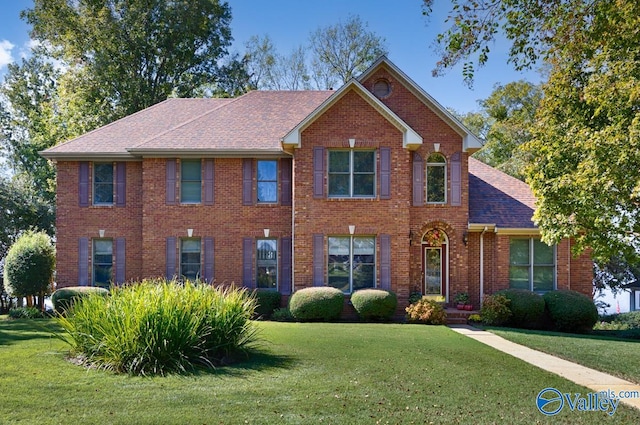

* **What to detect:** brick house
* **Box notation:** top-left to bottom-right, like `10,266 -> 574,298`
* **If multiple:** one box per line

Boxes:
41,57 -> 592,311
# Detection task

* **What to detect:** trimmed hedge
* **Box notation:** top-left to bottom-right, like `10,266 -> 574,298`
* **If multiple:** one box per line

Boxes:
497,289 -> 545,329
480,294 -> 512,326
543,290 -> 598,333
252,289 -> 281,318
51,286 -> 110,314
350,289 -> 397,321
289,287 -> 344,322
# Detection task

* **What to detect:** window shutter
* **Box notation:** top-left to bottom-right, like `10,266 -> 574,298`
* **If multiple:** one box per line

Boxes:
379,147 -> 391,199
115,237 -> 126,284
380,234 -> 391,290
79,162 -> 89,207
78,237 -> 89,286
166,237 -> 176,279
451,152 -> 461,206
280,237 -> 292,295
204,237 -> 214,283
313,234 -> 324,286
280,158 -> 292,206
115,162 -> 126,207
203,159 -> 214,205
242,238 -> 254,288
166,159 -> 177,205
412,153 -> 424,206
313,147 -> 325,198
242,159 -> 253,205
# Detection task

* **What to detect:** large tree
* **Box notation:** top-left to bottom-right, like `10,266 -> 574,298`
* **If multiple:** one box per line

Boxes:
424,0 -> 640,267
23,0 -> 234,128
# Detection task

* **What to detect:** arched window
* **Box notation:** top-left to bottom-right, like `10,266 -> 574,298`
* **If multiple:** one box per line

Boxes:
426,153 -> 446,203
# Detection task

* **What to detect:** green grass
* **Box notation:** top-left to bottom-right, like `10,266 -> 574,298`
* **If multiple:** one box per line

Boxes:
489,327 -> 640,385
1,319 -> 640,424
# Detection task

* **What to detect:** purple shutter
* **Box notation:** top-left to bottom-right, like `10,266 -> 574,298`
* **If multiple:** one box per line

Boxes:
280,158 -> 292,206
280,237 -> 292,295
380,147 -> 391,199
115,162 -> 126,207
79,162 -> 89,207
242,238 -> 254,288
78,237 -> 89,286
380,234 -> 391,290
313,147 -> 325,198
312,234 -> 324,286
412,153 -> 424,206
166,159 -> 177,205
204,237 -> 214,283
166,237 -> 176,279
243,159 -> 253,205
204,159 -> 214,205
115,237 -> 126,284
451,152 -> 461,206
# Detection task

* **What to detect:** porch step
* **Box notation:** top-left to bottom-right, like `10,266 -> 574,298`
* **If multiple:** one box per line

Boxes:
445,308 -> 478,325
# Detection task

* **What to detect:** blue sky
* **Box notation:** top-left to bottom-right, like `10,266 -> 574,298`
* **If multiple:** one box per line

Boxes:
0,0 -> 541,113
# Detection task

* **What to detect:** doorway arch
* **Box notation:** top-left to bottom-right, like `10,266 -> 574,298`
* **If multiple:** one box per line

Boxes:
421,229 -> 449,302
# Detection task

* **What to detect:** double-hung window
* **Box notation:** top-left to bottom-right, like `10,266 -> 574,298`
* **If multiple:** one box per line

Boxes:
328,236 -> 375,293
256,239 -> 277,289
93,239 -> 113,288
180,238 -> 201,280
328,150 -> 375,198
93,163 -> 114,205
509,238 -> 555,292
426,153 -> 446,203
257,160 -> 278,203
181,160 -> 202,203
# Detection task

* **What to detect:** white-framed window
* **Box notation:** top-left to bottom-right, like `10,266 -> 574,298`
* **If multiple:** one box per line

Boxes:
328,150 -> 375,198
257,160 -> 278,203
93,239 -> 113,288
93,163 -> 114,205
256,238 -> 277,289
181,159 -> 201,203
509,238 -> 556,292
426,153 -> 446,203
328,236 -> 375,293
180,238 -> 201,280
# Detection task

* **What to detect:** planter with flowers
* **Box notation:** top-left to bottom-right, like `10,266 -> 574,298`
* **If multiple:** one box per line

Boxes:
454,292 -> 472,310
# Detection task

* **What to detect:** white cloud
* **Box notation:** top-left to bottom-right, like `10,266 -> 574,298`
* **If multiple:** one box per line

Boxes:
0,39 -> 15,69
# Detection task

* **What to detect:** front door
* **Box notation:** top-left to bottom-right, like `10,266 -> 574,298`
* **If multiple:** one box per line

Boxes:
423,244 -> 447,297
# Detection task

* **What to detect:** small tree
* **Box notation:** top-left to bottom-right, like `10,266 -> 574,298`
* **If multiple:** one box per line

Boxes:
3,231 -> 55,309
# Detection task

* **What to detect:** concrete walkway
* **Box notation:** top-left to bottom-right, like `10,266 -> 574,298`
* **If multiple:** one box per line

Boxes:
450,325 -> 640,411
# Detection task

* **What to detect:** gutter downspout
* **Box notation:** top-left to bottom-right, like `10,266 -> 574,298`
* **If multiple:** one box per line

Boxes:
480,227 -> 488,303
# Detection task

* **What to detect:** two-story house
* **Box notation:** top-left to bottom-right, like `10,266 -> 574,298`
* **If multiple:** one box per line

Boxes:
41,57 -> 593,311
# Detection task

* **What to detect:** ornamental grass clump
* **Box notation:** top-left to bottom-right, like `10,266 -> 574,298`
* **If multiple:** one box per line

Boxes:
56,279 -> 258,375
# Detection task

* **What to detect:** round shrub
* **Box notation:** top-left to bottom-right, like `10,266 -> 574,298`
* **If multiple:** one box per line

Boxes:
288,287 -> 344,322
480,294 -> 512,326
51,286 -> 110,314
497,289 -> 545,328
3,231 -> 55,298
405,298 -> 447,325
351,289 -> 398,321
251,289 -> 281,319
543,290 -> 598,333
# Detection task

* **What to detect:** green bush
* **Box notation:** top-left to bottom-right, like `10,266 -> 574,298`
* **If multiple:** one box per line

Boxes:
405,298 -> 447,325
8,306 -> 45,319
480,294 -> 512,326
51,286 -> 110,314
408,291 -> 423,305
350,289 -> 397,321
271,307 -> 294,322
611,311 -> 640,329
288,287 -> 344,322
251,289 -> 281,319
56,279 -> 258,375
3,231 -> 55,298
497,289 -> 545,328
543,290 -> 598,333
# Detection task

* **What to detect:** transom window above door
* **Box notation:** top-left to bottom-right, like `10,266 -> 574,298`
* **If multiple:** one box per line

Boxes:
328,150 -> 375,198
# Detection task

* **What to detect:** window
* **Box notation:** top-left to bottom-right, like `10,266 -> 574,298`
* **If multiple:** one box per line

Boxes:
256,239 -> 277,289
328,236 -> 375,293
509,238 -> 555,292
93,163 -> 114,205
328,150 -> 375,198
181,159 -> 201,203
257,160 -> 278,203
180,238 -> 201,280
93,239 -> 113,288
426,153 -> 446,203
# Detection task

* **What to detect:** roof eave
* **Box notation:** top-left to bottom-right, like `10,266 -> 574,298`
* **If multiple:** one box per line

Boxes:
126,148 -> 290,158
39,151 -> 138,162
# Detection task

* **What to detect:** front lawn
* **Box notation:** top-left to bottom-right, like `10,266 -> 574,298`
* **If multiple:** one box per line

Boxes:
1,319 -> 639,424
489,327 -> 640,384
